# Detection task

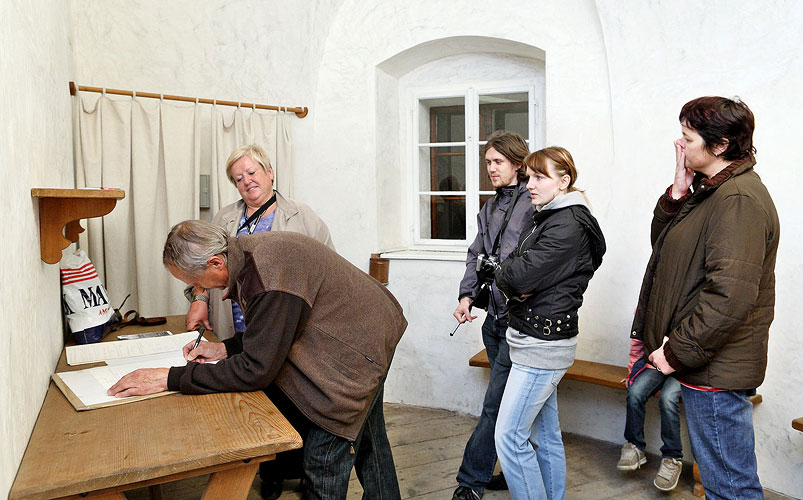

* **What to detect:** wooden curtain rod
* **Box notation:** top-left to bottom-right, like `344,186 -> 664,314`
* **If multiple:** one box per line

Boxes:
68,81 -> 308,118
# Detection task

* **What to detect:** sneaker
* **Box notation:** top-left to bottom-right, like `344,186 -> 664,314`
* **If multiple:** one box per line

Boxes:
616,442 -> 647,470
451,485 -> 482,500
654,458 -> 682,491
485,472 -> 508,491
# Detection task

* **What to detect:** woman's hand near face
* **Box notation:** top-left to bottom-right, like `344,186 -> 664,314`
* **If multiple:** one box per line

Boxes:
672,139 -> 694,199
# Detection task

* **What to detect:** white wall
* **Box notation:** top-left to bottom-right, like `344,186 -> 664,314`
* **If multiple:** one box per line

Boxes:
0,1 -> 75,497
591,2 -> 803,495
307,0 -> 803,496
5,1 -> 799,498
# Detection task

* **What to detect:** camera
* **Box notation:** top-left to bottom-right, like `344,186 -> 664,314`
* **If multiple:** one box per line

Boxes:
476,253 -> 500,284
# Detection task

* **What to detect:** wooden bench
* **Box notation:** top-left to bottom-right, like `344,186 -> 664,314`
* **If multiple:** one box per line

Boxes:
470,349 -> 628,389
793,418 -> 803,432
469,348 -> 762,497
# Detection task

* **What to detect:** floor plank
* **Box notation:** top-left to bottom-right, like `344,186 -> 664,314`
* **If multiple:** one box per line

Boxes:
123,403 -> 796,500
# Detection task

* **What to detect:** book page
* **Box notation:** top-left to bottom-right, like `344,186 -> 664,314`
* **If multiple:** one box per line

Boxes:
66,331 -> 200,366
54,351 -> 190,408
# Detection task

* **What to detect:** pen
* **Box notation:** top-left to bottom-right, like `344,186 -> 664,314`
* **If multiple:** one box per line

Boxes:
192,326 -> 206,351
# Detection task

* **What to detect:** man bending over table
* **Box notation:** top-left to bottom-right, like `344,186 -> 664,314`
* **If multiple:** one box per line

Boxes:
108,220 -> 407,500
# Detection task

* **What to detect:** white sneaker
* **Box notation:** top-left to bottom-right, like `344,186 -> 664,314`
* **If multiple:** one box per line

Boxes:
616,442 -> 647,470
654,457 -> 682,491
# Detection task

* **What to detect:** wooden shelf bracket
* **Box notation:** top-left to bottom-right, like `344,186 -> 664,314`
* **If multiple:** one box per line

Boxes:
31,188 -> 125,264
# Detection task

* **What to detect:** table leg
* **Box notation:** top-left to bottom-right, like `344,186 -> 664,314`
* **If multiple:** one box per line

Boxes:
148,484 -> 164,500
201,462 -> 260,500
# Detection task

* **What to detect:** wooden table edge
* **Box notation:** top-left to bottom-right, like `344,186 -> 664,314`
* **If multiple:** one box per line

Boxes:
51,455 -> 275,500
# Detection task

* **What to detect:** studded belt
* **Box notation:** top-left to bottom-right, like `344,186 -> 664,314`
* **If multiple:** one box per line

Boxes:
523,311 -> 577,337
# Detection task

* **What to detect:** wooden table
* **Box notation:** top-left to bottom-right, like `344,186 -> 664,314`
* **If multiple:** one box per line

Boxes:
9,316 -> 302,500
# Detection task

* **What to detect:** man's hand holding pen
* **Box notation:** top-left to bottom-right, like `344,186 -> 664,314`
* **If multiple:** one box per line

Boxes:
108,328 -> 228,398
183,339 -> 227,363
182,326 -> 227,363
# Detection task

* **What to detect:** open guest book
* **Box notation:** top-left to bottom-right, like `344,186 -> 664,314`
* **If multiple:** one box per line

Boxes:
54,331 -> 205,411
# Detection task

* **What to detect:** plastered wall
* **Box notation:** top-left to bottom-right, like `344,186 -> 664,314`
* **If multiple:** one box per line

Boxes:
0,1 -> 75,497
4,1 -> 801,497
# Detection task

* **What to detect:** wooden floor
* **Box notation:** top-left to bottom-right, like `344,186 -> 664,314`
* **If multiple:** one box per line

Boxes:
125,403 -> 794,500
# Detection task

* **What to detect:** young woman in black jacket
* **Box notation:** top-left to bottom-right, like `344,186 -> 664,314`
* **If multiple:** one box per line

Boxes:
493,147 -> 605,500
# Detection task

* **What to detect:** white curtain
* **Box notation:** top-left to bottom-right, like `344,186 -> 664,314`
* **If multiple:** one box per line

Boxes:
73,92 -> 200,317
210,106 -> 293,214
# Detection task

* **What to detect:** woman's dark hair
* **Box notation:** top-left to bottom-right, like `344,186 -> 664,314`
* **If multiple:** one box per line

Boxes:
679,96 -> 756,161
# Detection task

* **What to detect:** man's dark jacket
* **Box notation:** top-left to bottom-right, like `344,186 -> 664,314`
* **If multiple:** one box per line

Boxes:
459,182 -> 533,318
168,232 -> 407,441
631,157 -> 779,390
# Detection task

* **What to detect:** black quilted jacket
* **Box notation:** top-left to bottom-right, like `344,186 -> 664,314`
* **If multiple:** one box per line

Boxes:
495,196 -> 606,341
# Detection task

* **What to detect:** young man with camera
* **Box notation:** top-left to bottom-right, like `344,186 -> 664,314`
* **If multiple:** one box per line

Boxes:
451,130 -> 533,500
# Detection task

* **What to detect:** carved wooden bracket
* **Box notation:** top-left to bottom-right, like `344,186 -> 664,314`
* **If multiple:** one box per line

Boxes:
31,188 -> 125,264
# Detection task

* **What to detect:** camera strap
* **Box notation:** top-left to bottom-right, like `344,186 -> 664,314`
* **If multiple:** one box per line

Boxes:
489,184 -> 521,256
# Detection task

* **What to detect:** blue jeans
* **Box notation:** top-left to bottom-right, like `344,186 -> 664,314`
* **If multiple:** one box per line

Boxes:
624,367 -> 682,459
496,362 -> 568,500
456,315 -> 511,492
681,386 -> 763,500
302,384 -> 401,500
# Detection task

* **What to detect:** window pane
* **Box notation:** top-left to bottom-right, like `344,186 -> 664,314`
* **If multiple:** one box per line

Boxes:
419,97 -> 465,143
479,92 -> 528,141
419,194 -> 466,240
479,194 -> 494,210
419,146 -> 465,191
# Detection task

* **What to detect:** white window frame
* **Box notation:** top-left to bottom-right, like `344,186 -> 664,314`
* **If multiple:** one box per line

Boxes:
409,81 -> 539,250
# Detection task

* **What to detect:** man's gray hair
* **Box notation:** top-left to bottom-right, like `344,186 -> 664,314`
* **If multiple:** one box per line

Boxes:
163,220 -> 228,276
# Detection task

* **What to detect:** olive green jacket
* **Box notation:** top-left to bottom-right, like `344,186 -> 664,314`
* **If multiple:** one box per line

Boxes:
631,158 -> 779,390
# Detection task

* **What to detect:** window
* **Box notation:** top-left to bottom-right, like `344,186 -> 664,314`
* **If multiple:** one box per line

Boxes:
412,86 -> 535,247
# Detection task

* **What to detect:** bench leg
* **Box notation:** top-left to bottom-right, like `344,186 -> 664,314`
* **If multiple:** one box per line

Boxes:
692,461 -> 705,497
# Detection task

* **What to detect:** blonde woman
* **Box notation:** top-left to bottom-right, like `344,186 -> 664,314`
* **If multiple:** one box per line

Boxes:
494,147 -> 606,500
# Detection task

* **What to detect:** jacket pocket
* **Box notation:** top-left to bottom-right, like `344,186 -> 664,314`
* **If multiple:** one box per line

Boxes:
288,329 -> 385,427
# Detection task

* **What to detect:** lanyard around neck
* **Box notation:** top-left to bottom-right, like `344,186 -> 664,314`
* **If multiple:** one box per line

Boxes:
238,192 -> 277,235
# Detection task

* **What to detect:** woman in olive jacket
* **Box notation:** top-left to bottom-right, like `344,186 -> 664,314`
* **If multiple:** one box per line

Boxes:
493,147 -> 605,500
641,97 -> 779,500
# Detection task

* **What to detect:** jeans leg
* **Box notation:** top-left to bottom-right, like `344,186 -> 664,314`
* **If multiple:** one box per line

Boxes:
456,317 -> 511,492
495,362 -> 567,500
657,377 -> 682,459
482,315 -> 500,371
301,426 -> 355,500
353,385 -> 402,500
623,368 -> 666,451
532,389 -> 566,500
681,386 -> 763,500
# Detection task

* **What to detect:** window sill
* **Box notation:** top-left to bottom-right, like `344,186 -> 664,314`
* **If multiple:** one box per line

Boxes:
380,249 -> 466,262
